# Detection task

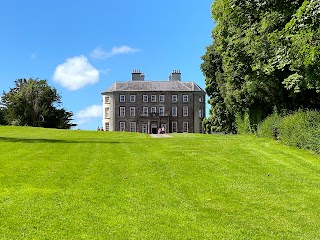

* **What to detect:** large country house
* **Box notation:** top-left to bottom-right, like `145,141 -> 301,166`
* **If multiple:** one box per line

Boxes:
101,70 -> 206,133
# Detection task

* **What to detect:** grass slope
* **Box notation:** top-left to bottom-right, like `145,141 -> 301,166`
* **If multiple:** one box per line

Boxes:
0,126 -> 320,239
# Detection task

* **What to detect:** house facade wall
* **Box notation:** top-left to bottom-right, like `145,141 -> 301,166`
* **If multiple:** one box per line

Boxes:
102,71 -> 206,133
102,91 -> 205,133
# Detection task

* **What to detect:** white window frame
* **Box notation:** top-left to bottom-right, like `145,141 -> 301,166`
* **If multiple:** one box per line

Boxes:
130,107 -> 136,117
142,124 -> 148,134
143,107 -> 148,116
120,107 -> 125,117
120,122 -> 126,131
120,95 -> 125,103
130,122 -> 136,132
105,107 -> 110,118
172,121 -> 177,133
105,122 -> 110,131
159,107 -> 165,116
199,109 -> 203,118
172,95 -> 177,102
183,121 -> 189,133
105,96 -> 110,104
183,106 -> 188,117
130,95 -> 136,103
159,95 -> 165,102
143,95 -> 148,102
199,96 -> 203,102
151,107 -> 157,113
151,95 -> 157,102
183,95 -> 188,102
172,106 -> 177,117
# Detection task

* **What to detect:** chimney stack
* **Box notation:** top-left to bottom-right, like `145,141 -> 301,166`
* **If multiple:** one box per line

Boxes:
131,70 -> 145,81
169,70 -> 181,81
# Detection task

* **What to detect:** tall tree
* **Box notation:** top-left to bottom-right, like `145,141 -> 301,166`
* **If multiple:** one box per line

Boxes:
1,78 -> 76,129
0,107 -> 6,125
201,44 -> 236,133
202,0 -> 320,131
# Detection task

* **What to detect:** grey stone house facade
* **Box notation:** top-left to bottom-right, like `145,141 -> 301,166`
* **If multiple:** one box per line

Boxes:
101,70 -> 206,133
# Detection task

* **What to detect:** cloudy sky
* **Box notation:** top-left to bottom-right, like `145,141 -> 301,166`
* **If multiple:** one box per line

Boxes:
0,0 -> 214,130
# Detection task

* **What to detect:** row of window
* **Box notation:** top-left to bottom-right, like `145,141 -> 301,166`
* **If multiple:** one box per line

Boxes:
108,121 -> 189,133
104,121 -> 203,133
104,95 -> 204,104
105,107 -> 204,118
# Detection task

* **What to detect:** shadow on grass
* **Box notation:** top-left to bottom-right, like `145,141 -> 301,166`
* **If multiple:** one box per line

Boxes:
0,137 -> 126,144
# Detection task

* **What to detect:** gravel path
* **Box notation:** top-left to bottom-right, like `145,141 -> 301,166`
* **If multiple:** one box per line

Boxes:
149,134 -> 172,138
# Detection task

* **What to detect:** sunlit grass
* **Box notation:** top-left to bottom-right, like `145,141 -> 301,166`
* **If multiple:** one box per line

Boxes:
0,126 -> 319,239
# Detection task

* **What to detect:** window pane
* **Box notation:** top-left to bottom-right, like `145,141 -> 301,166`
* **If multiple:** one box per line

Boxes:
143,107 -> 148,115
130,122 -> 136,132
159,107 -> 165,116
183,106 -> 188,116
130,95 -> 136,102
105,122 -> 110,131
172,95 -> 177,102
130,107 -> 136,117
172,106 -> 177,116
120,122 -> 125,131
142,124 -> 148,134
120,107 -> 125,117
159,95 -> 165,102
183,95 -> 188,102
183,122 -> 188,132
172,121 -> 177,133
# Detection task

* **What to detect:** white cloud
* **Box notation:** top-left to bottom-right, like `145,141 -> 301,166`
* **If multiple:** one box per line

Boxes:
52,55 -> 99,90
91,45 -> 139,59
75,105 -> 102,124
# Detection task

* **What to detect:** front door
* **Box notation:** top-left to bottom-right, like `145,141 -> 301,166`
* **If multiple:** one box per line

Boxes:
151,124 -> 157,134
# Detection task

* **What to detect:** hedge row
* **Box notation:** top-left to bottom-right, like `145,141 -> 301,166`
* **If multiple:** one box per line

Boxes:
257,110 -> 320,154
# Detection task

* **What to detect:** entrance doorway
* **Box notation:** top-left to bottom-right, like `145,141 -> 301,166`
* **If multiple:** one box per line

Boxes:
151,124 -> 158,134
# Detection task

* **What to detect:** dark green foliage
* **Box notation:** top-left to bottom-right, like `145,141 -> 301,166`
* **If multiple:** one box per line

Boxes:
278,110 -> 320,153
256,113 -> 283,139
257,110 -> 320,154
201,42 -> 236,133
1,78 -> 76,129
202,0 -> 320,132
0,108 -> 6,125
235,111 -> 251,135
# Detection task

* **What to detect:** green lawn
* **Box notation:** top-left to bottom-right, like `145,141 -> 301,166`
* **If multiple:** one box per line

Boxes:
0,126 -> 320,239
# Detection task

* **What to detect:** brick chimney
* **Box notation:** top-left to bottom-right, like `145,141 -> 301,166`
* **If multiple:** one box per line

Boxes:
132,70 -> 145,81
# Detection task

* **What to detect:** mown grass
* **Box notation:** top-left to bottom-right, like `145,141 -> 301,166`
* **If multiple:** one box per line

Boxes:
0,126 -> 320,239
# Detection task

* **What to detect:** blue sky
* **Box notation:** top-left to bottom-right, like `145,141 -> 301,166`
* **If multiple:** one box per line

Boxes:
0,0 -> 214,130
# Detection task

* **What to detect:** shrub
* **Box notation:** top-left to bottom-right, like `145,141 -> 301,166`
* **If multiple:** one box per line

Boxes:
256,113 -> 282,139
11,119 -> 21,126
235,111 -> 251,134
278,110 -> 320,154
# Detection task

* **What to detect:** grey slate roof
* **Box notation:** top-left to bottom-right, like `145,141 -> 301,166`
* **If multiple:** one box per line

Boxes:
103,81 -> 204,93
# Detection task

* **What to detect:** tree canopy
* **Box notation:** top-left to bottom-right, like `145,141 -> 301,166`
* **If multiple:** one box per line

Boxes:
201,0 -> 320,132
1,78 -> 76,129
